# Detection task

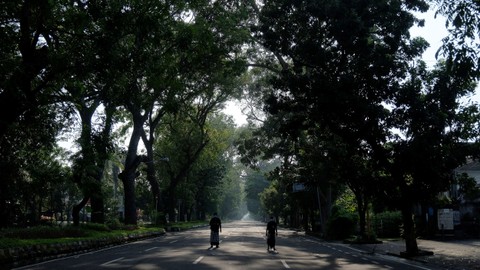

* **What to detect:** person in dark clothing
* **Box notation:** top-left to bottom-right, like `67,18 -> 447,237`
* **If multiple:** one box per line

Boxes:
209,213 -> 222,248
266,216 -> 278,251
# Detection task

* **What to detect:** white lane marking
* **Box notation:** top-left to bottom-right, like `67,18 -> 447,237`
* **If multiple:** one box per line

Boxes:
193,256 -> 204,264
101,257 -> 124,266
169,240 -> 178,244
145,247 -> 159,251
302,234 -> 434,270
281,259 -> 290,268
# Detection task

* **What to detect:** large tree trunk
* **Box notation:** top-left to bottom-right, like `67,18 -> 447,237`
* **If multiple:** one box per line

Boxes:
72,197 -> 89,226
140,108 -> 165,220
89,164 -> 105,224
75,101 -> 112,225
166,187 -> 177,222
120,170 -> 137,225
90,105 -> 115,224
119,96 -> 151,225
120,115 -> 145,225
357,197 -> 367,240
401,203 -> 419,256
143,138 -> 163,217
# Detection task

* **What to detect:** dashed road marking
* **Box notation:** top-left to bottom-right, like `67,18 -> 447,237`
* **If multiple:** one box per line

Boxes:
193,256 -> 204,264
145,247 -> 159,251
101,257 -> 124,266
169,240 -> 178,244
281,259 -> 290,268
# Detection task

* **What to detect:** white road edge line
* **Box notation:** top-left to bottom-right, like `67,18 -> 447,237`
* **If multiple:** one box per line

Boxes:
341,245 -> 432,270
101,257 -> 124,266
193,256 -> 204,264
281,259 -> 290,268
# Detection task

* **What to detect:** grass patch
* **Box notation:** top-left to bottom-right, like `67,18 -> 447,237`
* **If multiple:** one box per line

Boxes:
0,221 -> 207,250
0,225 -> 164,249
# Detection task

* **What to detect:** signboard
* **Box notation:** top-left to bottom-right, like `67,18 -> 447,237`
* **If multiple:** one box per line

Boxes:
437,208 -> 454,230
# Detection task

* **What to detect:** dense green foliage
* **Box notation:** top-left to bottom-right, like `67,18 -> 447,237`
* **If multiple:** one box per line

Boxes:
0,0 -> 252,229
2,0 -> 480,258
239,0 -> 480,253
373,211 -> 403,238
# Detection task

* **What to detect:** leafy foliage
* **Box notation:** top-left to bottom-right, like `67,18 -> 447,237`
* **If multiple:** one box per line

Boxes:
325,205 -> 357,240
373,211 -> 403,238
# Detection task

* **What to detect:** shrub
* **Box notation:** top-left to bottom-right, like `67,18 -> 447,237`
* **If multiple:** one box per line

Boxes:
326,215 -> 356,240
373,211 -> 402,238
106,217 -> 123,230
149,211 -> 166,226
324,205 -> 357,240
79,223 -> 111,232
0,226 -> 87,239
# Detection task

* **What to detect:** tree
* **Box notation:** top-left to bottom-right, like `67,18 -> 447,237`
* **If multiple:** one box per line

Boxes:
0,0 -> 253,227
455,173 -> 480,202
0,0 -> 65,143
0,0 -> 78,227
188,114 -> 240,220
259,181 -> 283,219
385,60 -> 480,255
249,0 -> 480,253
219,160 -> 246,220
235,125 -> 285,218
93,0 -> 251,225
433,0 -> 480,80
154,107 -> 233,221
69,98 -> 115,225
243,166 -> 270,218
51,1 -> 125,225
0,100 -> 67,227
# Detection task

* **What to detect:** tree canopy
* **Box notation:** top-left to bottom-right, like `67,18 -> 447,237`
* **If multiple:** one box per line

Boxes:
2,1 -> 480,257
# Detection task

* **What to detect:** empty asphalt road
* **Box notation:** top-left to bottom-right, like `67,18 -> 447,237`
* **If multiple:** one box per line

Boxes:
15,220 -> 436,270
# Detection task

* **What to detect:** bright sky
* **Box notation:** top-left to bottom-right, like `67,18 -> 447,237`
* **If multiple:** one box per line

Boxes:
410,9 -> 448,67
224,100 -> 248,126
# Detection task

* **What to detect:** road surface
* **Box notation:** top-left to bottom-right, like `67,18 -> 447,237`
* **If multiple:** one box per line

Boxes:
15,220 -> 435,270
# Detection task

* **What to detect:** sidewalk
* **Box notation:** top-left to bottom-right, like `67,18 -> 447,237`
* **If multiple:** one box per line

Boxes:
350,238 -> 480,270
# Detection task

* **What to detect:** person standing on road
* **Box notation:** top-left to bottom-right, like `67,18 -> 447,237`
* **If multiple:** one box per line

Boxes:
209,212 -> 222,248
266,216 -> 278,251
